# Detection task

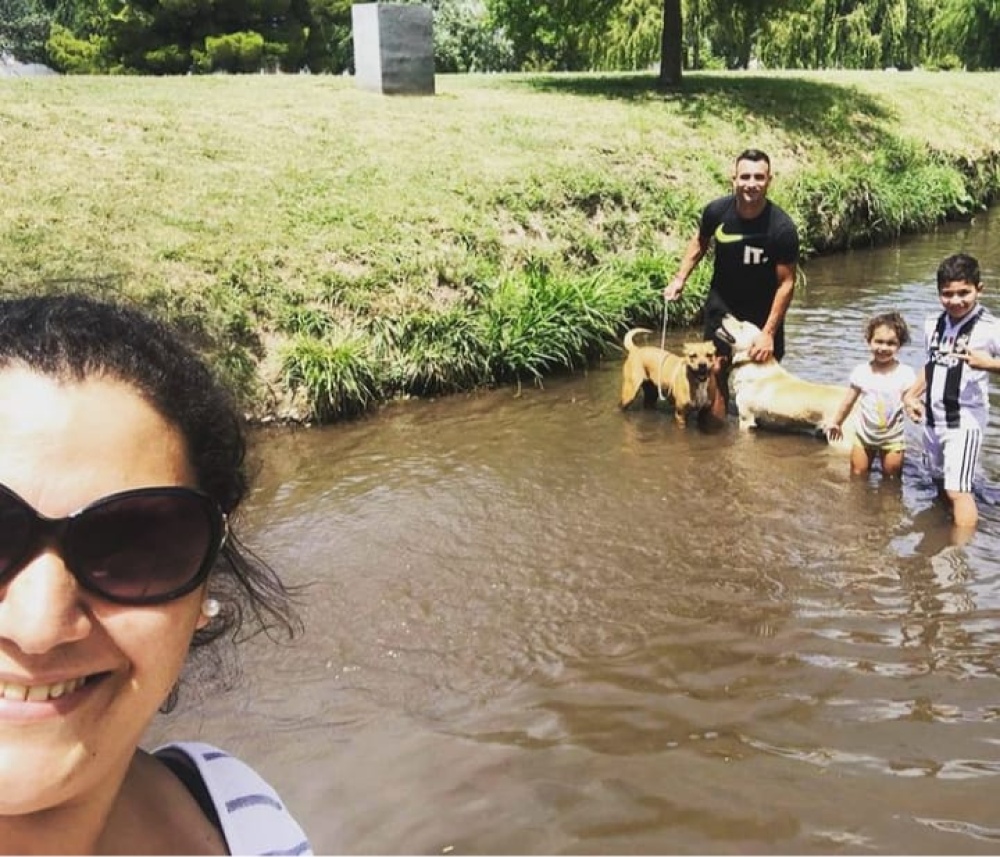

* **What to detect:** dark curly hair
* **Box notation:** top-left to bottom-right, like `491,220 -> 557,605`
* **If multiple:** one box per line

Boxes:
0,293 -> 301,707
865,310 -> 910,347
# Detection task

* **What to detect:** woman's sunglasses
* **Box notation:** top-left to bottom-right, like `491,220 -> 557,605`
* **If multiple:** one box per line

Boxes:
0,482 -> 227,605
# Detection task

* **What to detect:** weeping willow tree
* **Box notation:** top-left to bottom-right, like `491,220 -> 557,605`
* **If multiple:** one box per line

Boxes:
750,0 -> 937,69
934,0 -> 1000,69
588,0 -> 814,75
586,0 -> 663,69
415,0 -> 990,73
583,0 -> 726,75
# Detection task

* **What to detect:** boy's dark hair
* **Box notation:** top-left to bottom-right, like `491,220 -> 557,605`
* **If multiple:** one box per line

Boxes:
866,311 -> 910,347
736,148 -> 771,170
0,294 -> 301,706
937,253 -> 981,289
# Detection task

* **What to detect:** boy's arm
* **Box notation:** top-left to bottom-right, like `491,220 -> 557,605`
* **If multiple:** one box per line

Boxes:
959,351 -> 1000,372
903,374 -> 927,422
960,320 -> 1000,371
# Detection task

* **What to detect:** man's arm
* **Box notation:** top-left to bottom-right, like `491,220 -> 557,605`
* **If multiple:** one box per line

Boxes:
664,230 -> 710,301
749,260 -> 796,361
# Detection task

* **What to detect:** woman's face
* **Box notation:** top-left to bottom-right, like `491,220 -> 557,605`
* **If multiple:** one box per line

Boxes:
0,367 -> 208,815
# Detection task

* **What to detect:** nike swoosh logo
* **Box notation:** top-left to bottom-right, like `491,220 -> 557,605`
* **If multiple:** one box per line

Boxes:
714,224 -> 745,244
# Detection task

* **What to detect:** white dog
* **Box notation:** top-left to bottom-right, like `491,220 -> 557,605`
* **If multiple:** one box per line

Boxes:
714,314 -> 857,449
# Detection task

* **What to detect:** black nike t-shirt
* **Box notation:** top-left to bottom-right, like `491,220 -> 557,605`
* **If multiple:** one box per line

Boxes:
698,194 -> 799,335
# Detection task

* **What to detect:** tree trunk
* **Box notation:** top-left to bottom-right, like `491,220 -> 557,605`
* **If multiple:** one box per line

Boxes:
658,0 -> 682,88
690,0 -> 701,69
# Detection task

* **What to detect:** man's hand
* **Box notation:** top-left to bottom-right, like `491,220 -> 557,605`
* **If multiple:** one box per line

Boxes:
825,423 -> 843,442
748,330 -> 774,363
663,276 -> 685,301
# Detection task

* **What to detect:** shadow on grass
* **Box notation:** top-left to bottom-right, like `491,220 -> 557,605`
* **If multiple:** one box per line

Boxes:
511,72 -> 897,151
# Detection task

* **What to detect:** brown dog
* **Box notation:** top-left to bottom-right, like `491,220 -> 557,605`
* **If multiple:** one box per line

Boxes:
620,328 -> 717,426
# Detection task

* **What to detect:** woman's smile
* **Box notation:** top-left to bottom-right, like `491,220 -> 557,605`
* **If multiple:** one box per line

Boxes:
0,672 -> 110,721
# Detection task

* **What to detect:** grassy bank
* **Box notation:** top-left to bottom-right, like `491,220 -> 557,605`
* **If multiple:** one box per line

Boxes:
2,70 -> 999,421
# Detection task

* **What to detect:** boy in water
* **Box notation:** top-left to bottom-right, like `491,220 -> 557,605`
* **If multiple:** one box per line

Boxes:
826,311 -> 915,478
903,253 -> 1000,531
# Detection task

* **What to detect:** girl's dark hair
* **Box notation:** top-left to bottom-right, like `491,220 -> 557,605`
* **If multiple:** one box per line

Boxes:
0,294 -> 301,703
866,310 -> 910,347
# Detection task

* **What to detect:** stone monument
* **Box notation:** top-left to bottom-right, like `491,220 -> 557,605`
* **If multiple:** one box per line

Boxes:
351,3 -> 435,95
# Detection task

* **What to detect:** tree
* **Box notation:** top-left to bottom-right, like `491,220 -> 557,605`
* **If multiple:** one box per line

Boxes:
702,0 -> 769,68
754,0 -> 934,70
587,0 -> 661,70
302,0 -> 352,72
934,0 -> 1000,69
485,0 -> 619,70
658,0 -> 682,85
0,0 -> 50,62
103,0 -> 316,73
429,0 -> 514,72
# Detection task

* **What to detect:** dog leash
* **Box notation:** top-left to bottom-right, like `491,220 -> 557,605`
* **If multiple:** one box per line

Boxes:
656,294 -> 668,401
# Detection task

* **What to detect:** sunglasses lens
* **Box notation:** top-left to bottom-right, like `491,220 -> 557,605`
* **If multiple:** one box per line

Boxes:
69,491 -> 220,603
0,491 -> 34,580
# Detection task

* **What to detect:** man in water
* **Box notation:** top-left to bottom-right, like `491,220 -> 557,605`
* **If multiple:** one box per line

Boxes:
663,148 -> 800,423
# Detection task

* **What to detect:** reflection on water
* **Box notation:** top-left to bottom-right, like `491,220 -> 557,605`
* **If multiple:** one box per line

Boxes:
145,208 -> 1000,854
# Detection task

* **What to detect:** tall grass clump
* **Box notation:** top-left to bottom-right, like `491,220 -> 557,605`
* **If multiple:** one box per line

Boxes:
481,256 -> 682,385
280,331 -> 380,421
598,253 -> 711,334
483,261 -> 616,385
953,151 -> 1000,208
367,309 -> 492,395
790,139 -> 976,253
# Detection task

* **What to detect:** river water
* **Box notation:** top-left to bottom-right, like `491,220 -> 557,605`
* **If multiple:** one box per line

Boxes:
146,207 -> 1000,854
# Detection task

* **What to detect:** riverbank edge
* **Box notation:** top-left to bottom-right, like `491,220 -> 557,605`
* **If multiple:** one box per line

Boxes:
4,73 -> 1000,424
273,146 -> 1000,426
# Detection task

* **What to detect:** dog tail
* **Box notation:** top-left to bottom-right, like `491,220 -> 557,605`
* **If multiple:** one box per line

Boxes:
623,327 -> 654,353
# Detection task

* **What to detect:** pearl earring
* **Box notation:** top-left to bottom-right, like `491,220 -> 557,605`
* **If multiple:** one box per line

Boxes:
201,598 -> 221,619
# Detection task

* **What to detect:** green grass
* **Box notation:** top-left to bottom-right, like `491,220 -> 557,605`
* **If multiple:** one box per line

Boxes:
2,70 -> 999,420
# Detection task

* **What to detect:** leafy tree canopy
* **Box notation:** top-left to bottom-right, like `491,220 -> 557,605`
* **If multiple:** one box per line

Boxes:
1,0 -> 51,62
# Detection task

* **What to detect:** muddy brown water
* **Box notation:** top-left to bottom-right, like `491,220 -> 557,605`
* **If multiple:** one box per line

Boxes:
146,208 -> 1000,854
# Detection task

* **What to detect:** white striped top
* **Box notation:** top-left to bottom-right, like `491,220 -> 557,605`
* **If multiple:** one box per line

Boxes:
155,741 -> 312,856
922,307 -> 1000,431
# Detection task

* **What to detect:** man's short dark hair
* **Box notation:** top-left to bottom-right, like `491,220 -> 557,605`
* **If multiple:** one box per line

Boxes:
736,149 -> 771,170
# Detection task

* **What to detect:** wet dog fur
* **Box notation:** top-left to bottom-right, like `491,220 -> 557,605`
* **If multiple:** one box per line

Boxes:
620,328 -> 717,426
714,314 -> 857,448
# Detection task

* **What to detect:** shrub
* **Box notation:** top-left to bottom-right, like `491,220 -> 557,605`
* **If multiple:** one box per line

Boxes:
143,43 -> 190,74
204,30 -> 265,74
46,23 -> 107,73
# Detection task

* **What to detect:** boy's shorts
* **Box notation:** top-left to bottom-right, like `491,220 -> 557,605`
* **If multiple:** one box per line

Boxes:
922,425 -> 982,493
